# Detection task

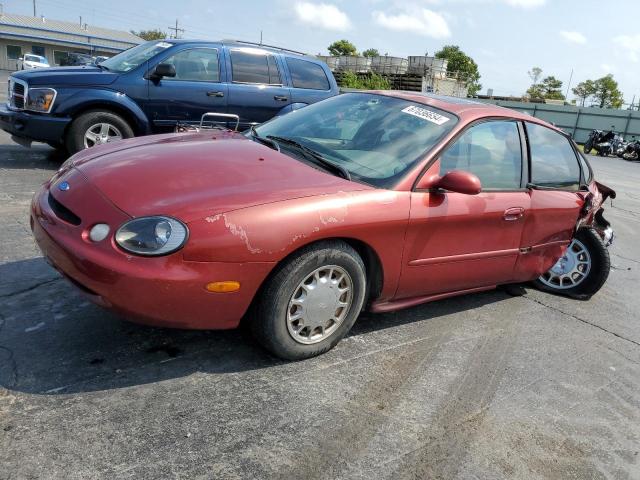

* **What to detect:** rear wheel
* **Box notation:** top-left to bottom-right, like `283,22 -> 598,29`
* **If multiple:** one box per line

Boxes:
65,110 -> 134,154
250,241 -> 367,360
534,228 -> 610,299
583,139 -> 593,154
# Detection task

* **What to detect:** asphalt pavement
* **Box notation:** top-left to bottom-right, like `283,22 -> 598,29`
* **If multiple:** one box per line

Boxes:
1,129 -> 639,479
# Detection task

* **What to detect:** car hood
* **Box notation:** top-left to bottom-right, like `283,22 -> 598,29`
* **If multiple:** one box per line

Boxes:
12,66 -> 118,86
69,132 -> 370,223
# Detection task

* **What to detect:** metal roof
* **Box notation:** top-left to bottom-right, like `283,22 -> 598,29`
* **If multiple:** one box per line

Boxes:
0,12 -> 143,46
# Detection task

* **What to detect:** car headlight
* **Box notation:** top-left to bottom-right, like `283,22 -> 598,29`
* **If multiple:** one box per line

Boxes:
115,216 -> 188,256
26,88 -> 56,113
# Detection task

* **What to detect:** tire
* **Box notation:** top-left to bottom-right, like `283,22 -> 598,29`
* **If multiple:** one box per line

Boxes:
534,228 -> 610,300
65,110 -> 134,154
250,240 -> 367,360
583,140 -> 593,155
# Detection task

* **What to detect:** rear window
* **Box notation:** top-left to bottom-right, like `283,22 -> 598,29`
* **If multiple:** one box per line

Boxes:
230,50 -> 281,84
286,58 -> 330,90
526,122 -> 581,189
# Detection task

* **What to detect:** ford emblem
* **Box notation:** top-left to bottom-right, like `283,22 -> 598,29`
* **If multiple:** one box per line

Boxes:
58,181 -> 70,191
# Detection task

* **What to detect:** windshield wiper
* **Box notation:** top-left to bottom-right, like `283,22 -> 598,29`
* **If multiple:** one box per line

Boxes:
266,135 -> 351,181
96,64 -> 110,71
249,126 -> 280,152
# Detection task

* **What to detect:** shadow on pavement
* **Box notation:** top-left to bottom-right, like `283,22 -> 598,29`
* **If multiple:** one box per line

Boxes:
0,257 -> 507,396
0,143 -> 67,170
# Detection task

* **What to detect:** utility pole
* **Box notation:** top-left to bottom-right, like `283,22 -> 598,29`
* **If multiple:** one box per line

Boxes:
33,0 -> 36,16
260,30 -> 262,45
565,68 -> 573,101
168,19 -> 184,39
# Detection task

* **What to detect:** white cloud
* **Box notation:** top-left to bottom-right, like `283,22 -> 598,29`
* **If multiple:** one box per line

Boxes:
560,31 -> 587,44
372,9 -> 451,38
503,0 -> 546,7
613,34 -> 640,62
293,2 -> 351,31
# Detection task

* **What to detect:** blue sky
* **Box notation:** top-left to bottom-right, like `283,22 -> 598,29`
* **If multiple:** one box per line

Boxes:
5,0 -> 640,104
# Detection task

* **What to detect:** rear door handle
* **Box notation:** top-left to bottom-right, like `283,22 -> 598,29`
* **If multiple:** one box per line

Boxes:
503,207 -> 525,221
274,95 -> 288,101
207,91 -> 225,97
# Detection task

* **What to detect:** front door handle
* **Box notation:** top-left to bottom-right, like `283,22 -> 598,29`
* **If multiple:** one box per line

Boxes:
274,95 -> 288,101
503,207 -> 525,221
207,91 -> 225,97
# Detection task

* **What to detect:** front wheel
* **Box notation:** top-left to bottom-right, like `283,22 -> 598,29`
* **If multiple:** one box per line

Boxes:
534,228 -> 610,299
65,110 -> 134,154
250,241 -> 367,360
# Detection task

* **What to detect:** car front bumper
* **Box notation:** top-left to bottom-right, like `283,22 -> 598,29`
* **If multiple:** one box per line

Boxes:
0,104 -> 71,146
31,179 -> 275,330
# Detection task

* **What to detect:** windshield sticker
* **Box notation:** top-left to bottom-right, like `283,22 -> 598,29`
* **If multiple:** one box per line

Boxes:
401,106 -> 450,125
155,42 -> 173,49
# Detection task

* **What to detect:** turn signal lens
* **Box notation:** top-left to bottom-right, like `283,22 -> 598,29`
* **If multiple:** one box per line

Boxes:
206,281 -> 240,293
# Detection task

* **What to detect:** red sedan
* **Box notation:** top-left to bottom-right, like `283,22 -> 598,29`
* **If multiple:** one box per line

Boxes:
31,92 -> 615,359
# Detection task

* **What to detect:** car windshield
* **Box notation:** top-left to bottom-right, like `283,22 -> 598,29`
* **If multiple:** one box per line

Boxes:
25,55 -> 46,63
254,93 -> 457,188
100,41 -> 174,73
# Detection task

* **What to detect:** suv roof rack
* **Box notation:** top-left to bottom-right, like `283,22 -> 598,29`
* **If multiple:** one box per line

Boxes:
222,39 -> 307,56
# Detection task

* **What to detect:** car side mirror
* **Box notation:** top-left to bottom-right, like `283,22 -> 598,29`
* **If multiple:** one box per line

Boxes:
417,169 -> 482,195
151,63 -> 176,79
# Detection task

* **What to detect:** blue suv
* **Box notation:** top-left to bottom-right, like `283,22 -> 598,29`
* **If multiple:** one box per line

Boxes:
1,40 -> 338,153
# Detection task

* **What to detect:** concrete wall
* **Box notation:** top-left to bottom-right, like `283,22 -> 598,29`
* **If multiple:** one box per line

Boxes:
477,99 -> 640,143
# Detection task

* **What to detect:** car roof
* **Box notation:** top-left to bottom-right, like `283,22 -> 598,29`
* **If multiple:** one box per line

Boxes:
367,90 -> 563,132
166,39 -> 315,60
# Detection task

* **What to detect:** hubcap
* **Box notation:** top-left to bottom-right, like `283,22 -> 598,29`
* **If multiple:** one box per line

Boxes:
84,123 -> 123,148
538,238 -> 591,290
286,265 -> 353,345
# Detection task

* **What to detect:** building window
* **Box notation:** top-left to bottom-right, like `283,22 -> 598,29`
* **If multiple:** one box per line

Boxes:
7,45 -> 22,60
53,50 -> 68,65
32,46 -> 45,56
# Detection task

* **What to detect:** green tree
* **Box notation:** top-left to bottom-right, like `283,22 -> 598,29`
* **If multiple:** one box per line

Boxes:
434,45 -> 482,96
527,75 -> 565,100
592,74 -> 624,109
339,71 -> 390,90
328,40 -> 357,56
130,29 -> 167,41
528,66 -> 543,85
572,80 -> 596,107
362,48 -> 379,57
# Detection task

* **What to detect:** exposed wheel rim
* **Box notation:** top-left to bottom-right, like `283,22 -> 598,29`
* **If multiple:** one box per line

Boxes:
286,265 -> 353,345
538,238 -> 591,290
84,122 -> 123,148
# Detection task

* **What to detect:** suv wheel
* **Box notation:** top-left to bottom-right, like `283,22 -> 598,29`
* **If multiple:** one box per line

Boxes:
250,241 -> 367,360
66,110 -> 134,154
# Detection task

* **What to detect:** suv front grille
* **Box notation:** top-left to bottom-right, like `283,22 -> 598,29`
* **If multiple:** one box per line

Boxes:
48,193 -> 81,226
8,77 -> 27,110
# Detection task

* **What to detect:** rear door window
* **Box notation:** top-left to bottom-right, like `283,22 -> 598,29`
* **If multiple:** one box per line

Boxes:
286,58 -> 330,90
230,50 -> 281,84
526,122 -> 581,189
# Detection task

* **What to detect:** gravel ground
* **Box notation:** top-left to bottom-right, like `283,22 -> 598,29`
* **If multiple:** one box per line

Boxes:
1,126 -> 639,479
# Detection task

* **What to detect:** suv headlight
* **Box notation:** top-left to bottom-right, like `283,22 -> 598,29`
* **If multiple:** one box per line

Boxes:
26,88 -> 56,113
115,216 -> 188,256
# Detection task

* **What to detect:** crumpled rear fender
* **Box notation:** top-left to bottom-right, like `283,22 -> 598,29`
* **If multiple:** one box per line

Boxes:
577,181 -> 616,242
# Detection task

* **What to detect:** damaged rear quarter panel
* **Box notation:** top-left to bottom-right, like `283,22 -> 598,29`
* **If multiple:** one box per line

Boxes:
183,190 -> 411,302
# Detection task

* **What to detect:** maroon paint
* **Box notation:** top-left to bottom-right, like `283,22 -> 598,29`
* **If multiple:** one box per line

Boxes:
31,92 -> 612,330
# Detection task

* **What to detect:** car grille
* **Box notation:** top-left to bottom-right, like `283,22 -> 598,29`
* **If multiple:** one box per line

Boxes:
48,193 -> 82,226
8,77 -> 27,110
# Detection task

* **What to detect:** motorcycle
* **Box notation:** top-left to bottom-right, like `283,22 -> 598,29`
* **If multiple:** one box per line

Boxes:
583,128 -> 623,157
623,139 -> 640,161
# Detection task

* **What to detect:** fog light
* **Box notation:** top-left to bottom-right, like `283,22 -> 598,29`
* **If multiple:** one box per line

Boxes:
89,223 -> 110,242
206,281 -> 240,293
